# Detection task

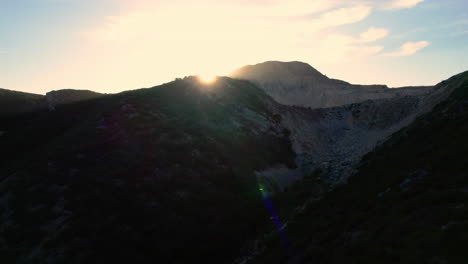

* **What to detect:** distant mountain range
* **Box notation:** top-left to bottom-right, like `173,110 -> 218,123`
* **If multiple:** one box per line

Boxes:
0,62 -> 467,264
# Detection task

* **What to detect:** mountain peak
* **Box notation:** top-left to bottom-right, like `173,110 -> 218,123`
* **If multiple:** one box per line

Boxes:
231,61 -> 328,82
230,61 -> 432,108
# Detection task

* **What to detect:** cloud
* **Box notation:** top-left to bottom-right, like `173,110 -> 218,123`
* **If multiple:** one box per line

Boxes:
384,0 -> 425,9
245,0 -> 341,16
125,0 -> 341,18
382,41 -> 430,57
315,27 -> 388,63
358,27 -> 389,42
311,5 -> 372,29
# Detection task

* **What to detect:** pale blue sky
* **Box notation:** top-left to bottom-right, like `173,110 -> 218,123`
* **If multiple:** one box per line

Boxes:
1,0 -> 467,94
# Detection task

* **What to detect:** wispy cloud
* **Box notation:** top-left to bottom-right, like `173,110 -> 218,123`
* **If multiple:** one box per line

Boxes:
382,41 -> 430,56
315,27 -> 388,62
358,27 -> 389,42
384,0 -> 425,10
244,0 -> 341,17
310,5 -> 372,30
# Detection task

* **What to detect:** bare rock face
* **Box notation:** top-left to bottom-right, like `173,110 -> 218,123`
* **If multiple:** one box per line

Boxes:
231,61 -> 433,108
250,63 -> 458,189
270,72 -> 460,185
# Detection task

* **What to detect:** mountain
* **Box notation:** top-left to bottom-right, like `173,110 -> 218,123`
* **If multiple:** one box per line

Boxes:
0,77 -> 296,263
245,71 -> 468,264
0,66 -> 467,264
231,61 -> 433,108
263,67 -> 460,186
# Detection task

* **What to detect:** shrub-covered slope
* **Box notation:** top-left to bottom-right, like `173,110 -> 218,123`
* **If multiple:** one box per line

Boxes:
0,77 -> 296,263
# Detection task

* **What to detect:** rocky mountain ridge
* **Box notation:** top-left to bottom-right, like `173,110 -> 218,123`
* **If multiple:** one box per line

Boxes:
241,62 -> 455,192
277,71 -> 458,183
231,61 -> 433,108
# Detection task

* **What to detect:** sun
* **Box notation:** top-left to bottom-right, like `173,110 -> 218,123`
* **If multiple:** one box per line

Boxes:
198,74 -> 217,84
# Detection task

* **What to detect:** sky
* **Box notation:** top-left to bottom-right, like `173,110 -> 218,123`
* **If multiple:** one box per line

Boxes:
1,0 -> 468,94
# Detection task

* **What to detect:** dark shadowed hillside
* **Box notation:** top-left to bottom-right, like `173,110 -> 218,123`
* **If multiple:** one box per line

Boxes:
45,89 -> 105,110
0,88 -> 106,117
0,77 -> 296,263
0,88 -> 46,117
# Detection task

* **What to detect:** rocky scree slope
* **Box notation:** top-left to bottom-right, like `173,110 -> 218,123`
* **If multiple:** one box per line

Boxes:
263,72 -> 461,187
231,61 -> 433,108
248,61 -> 455,191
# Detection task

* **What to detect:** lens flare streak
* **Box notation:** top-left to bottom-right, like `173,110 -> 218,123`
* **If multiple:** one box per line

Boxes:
259,184 -> 290,246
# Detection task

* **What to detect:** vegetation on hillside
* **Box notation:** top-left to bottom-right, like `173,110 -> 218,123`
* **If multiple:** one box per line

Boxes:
0,77 -> 296,263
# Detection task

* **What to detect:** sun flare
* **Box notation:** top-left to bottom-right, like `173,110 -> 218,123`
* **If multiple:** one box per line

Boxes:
198,74 -> 217,84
